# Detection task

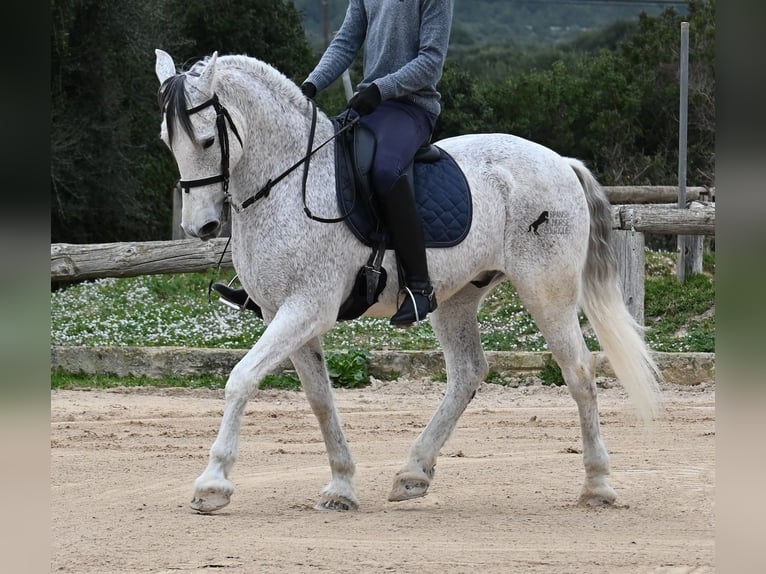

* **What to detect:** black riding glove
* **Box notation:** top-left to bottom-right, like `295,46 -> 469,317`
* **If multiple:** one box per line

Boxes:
348,83 -> 382,116
300,82 -> 317,99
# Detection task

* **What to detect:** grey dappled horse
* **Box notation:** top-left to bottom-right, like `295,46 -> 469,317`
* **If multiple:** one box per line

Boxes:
154,50 -> 661,513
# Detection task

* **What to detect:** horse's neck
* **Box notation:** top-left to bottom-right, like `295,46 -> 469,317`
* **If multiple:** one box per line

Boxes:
221,64 -> 335,206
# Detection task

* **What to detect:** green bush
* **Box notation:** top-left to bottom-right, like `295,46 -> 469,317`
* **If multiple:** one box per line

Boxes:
539,361 -> 565,387
327,349 -> 372,389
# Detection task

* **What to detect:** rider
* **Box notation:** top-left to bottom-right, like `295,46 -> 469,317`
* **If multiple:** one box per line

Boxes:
214,0 -> 454,327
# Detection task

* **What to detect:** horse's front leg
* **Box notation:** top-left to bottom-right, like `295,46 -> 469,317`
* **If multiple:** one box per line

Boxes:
190,305 -> 332,513
290,338 -> 358,510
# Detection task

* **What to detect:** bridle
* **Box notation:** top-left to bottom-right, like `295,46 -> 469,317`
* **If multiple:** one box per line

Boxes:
175,91 -> 358,223
178,94 -> 242,195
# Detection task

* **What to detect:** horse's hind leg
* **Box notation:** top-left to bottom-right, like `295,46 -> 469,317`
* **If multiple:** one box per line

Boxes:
389,283 -> 489,502
289,338 -> 358,511
516,284 -> 616,506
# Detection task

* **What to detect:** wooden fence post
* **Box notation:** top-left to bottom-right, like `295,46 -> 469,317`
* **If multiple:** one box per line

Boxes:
171,183 -> 187,240
611,229 -> 645,326
678,201 -> 705,278
676,21 -> 699,283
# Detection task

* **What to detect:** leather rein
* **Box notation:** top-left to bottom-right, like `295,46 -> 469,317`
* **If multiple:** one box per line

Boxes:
179,93 -> 358,223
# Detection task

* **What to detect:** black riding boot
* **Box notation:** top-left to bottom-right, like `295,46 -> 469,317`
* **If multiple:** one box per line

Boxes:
379,174 -> 437,327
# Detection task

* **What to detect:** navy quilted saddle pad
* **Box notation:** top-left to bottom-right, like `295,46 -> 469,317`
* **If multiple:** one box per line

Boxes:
334,126 -> 472,249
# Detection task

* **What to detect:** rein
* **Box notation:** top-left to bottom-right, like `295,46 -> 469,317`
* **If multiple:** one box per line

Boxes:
237,102 -> 359,223
190,97 -> 358,305
177,89 -> 358,223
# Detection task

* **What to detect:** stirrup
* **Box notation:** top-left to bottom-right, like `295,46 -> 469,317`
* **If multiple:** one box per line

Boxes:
390,286 -> 437,327
210,277 -> 263,318
212,276 -> 246,310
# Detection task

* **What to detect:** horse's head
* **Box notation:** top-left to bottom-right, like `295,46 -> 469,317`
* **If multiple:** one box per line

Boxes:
155,49 -> 244,240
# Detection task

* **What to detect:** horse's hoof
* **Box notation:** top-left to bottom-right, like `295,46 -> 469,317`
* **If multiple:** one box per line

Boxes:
578,483 -> 617,507
388,470 -> 431,502
315,479 -> 358,511
314,495 -> 359,511
190,478 -> 234,513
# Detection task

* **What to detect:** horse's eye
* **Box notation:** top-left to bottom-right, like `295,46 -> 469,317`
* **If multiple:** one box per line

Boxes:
202,137 -> 215,149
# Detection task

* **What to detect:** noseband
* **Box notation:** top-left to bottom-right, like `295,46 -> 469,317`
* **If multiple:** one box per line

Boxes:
178,94 -> 242,194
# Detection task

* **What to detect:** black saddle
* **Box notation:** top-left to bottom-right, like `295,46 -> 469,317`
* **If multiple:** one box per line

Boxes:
332,117 -> 472,322
351,123 -> 442,208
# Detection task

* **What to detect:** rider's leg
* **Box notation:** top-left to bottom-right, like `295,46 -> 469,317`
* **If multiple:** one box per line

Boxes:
362,100 -> 438,327
377,173 -> 437,326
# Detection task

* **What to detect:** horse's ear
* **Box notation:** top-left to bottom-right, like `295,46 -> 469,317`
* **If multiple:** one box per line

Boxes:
196,51 -> 219,95
155,49 -> 176,85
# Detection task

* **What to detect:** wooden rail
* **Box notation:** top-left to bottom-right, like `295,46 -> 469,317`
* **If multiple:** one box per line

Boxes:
611,204 -> 715,235
51,238 -> 233,281
51,204 -> 714,282
604,186 -> 712,204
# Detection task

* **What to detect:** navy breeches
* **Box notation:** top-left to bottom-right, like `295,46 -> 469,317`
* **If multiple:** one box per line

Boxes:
358,99 -> 437,196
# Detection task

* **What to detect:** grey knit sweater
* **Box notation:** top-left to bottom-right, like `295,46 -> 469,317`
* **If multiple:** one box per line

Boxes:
305,0 -> 453,117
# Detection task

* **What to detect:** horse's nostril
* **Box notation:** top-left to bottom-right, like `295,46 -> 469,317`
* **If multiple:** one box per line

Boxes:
199,220 -> 220,238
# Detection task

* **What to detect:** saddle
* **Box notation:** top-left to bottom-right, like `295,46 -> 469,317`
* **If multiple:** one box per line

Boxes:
335,120 -> 472,249
332,117 -> 472,322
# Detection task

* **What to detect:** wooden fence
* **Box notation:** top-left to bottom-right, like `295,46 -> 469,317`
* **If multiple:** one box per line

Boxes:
52,187 -> 715,325
169,184 -> 714,239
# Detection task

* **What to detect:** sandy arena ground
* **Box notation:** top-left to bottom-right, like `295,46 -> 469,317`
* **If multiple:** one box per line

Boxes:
51,379 -> 714,573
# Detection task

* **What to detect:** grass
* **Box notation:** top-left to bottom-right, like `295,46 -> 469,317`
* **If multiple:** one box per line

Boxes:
50,249 -> 714,388
50,370 -> 307,391
643,249 -> 715,353
645,274 -> 715,352
51,370 -> 227,390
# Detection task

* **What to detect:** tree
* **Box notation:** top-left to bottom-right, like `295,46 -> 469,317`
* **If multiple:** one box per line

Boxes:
618,0 -> 715,186
473,0 -> 714,187
51,0 -> 173,243
433,62 -> 494,141
50,0 -> 715,243
51,0 -> 316,243
161,0 -> 314,81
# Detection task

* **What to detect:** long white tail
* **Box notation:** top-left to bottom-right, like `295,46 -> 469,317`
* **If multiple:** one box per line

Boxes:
568,158 -> 662,422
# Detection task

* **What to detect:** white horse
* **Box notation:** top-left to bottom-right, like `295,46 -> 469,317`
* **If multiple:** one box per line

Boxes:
154,49 -> 661,513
